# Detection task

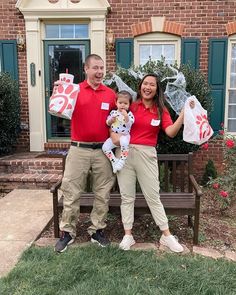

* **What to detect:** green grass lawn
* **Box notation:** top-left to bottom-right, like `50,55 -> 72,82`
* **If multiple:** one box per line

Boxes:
0,245 -> 236,295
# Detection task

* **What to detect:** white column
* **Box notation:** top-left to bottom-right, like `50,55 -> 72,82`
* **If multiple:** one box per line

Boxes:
90,18 -> 106,64
25,18 -> 45,151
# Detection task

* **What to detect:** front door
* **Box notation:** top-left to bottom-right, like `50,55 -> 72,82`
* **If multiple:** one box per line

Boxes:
44,41 -> 90,139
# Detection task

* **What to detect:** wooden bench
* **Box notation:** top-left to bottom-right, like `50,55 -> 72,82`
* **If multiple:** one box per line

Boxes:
50,152 -> 203,244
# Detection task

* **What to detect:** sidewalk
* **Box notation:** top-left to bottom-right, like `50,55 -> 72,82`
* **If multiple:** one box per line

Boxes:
0,189 -> 53,277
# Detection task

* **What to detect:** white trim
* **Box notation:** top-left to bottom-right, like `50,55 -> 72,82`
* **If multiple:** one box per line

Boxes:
134,32 -> 181,66
225,35 -> 236,135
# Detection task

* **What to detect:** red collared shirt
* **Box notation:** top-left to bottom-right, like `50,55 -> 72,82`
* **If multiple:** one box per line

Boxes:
71,81 -> 116,142
130,100 -> 173,146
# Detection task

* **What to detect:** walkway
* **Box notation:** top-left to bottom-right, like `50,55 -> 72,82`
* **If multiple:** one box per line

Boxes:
0,189 -> 52,277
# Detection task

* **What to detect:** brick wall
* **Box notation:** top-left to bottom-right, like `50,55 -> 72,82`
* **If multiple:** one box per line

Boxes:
106,0 -> 236,73
0,1 -> 232,178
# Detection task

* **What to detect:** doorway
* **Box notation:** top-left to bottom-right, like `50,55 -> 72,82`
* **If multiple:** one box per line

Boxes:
44,41 -> 90,139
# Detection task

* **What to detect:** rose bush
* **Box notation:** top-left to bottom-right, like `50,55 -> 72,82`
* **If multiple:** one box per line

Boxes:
208,124 -> 236,209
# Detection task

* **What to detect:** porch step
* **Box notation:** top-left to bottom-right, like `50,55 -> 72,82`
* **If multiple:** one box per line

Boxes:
0,157 -> 63,174
0,173 -> 61,191
0,152 -> 64,192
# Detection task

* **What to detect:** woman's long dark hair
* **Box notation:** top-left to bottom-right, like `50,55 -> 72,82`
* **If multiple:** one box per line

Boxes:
136,73 -> 166,118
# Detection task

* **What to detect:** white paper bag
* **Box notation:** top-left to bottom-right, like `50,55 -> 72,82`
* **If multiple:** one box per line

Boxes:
183,96 -> 213,145
48,83 -> 80,120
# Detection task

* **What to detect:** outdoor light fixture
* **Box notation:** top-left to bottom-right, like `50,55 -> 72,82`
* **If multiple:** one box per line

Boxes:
16,31 -> 25,51
106,29 -> 115,51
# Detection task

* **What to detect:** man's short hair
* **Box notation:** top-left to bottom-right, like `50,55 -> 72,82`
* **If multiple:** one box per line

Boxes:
85,54 -> 103,67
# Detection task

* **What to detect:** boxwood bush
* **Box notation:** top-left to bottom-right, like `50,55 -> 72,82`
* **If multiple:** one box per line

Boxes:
0,73 -> 21,155
105,60 -> 213,154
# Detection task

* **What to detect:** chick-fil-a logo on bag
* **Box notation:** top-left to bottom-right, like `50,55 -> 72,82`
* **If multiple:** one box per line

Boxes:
195,113 -> 212,140
49,83 -> 80,120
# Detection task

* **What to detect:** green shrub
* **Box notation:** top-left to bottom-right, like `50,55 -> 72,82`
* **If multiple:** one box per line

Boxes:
105,60 -> 213,154
202,159 -> 217,185
0,73 -> 21,155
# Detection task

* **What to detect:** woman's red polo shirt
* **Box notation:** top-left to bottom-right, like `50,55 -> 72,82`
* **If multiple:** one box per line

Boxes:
130,100 -> 173,147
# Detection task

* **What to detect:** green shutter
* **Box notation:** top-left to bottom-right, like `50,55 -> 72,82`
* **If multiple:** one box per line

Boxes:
208,38 -> 227,132
181,38 -> 200,69
0,40 -> 18,80
115,38 -> 133,69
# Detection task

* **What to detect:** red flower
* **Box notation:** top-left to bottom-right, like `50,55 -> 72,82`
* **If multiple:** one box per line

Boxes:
212,183 -> 219,189
219,130 -> 224,135
219,191 -> 228,198
220,122 -> 224,127
225,139 -> 235,148
202,143 -> 209,150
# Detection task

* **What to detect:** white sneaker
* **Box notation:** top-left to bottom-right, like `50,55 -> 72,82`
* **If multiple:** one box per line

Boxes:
160,234 -> 184,253
119,235 -> 136,250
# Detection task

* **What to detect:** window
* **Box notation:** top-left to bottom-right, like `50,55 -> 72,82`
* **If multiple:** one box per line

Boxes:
45,24 -> 89,39
226,39 -> 236,133
134,32 -> 181,66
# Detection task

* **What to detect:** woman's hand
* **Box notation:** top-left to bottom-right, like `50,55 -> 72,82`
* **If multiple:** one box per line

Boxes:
166,99 -> 196,138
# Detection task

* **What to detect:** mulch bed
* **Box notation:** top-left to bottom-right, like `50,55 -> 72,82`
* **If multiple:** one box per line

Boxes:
41,189 -> 236,252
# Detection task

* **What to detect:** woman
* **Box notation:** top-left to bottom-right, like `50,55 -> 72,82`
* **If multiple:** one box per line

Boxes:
116,73 -> 186,252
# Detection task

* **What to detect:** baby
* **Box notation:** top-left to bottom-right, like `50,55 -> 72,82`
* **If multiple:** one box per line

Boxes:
102,90 -> 134,173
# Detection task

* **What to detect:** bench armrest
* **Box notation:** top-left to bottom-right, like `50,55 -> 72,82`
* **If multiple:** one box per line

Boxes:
189,174 -> 203,197
50,178 -> 62,193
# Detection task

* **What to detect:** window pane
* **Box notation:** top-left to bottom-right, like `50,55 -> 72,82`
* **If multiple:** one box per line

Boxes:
45,24 -> 88,39
46,25 -> 59,38
164,45 -> 175,59
228,105 -> 236,118
139,44 -> 175,65
140,45 -> 151,65
228,119 -> 236,132
75,25 -> 89,38
61,25 -> 74,38
232,43 -> 236,58
152,45 -> 162,60
229,90 -> 236,103
230,73 -> 236,88
230,59 -> 236,73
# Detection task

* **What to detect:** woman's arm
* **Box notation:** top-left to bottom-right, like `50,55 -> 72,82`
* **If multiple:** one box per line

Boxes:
165,100 -> 195,138
165,109 -> 184,138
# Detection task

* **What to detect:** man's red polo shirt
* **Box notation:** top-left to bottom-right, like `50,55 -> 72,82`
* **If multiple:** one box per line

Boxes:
130,100 -> 173,146
71,81 -> 116,142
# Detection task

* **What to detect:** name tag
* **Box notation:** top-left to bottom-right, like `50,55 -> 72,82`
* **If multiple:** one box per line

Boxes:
151,119 -> 160,126
101,102 -> 109,110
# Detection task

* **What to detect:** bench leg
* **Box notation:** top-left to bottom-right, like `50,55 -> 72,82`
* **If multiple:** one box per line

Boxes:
193,212 -> 200,245
53,191 -> 60,238
188,215 -> 193,227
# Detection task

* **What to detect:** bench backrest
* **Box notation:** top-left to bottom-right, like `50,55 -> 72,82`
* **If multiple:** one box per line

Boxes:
157,153 -> 193,193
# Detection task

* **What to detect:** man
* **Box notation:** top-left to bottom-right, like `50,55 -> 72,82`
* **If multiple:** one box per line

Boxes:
55,54 -> 116,253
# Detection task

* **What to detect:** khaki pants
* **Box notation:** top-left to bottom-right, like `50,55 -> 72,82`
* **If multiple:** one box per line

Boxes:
117,144 -> 169,231
60,145 -> 115,237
